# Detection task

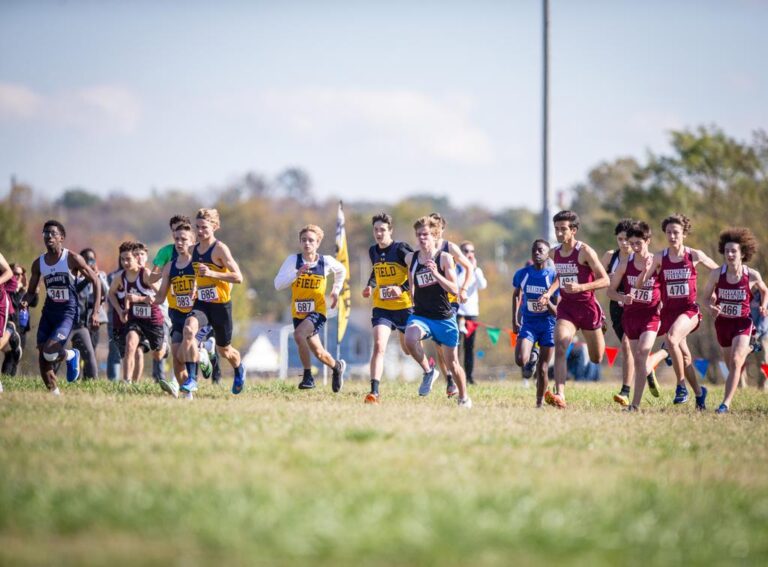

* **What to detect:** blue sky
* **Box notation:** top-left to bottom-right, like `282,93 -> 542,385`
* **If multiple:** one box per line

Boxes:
0,0 -> 766,209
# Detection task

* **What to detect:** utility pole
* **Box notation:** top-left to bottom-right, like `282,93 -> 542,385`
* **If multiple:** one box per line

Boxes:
541,0 -> 551,241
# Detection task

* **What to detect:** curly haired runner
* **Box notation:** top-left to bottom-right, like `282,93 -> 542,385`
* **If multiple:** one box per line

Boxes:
636,213 -> 719,408
701,228 -> 768,414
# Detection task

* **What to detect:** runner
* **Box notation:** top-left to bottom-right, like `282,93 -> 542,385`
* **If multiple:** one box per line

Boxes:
274,224 -> 347,391
149,214 -> 192,283
108,242 -> 168,386
636,213 -> 718,407
512,240 -> 559,407
701,227 -> 768,414
456,241 -> 487,385
153,223 -> 199,398
21,220 -> 102,394
0,252 -> 15,394
404,216 -> 471,408
361,213 -> 414,403
606,221 -> 669,411
429,212 -> 473,396
180,208 -> 246,395
538,210 -> 609,409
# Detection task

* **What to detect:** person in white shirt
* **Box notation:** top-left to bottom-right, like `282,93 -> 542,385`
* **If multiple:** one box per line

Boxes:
456,241 -> 487,384
274,224 -> 348,392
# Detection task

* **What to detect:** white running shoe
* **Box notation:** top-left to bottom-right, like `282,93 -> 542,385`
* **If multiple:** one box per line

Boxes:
458,396 -> 473,409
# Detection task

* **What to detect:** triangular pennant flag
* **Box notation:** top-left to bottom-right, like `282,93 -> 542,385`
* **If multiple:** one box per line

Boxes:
565,342 -> 574,359
604,346 -> 619,367
761,363 -> 768,380
465,320 -> 479,338
718,361 -> 729,381
693,358 -> 709,379
486,327 -> 501,345
507,330 -> 518,348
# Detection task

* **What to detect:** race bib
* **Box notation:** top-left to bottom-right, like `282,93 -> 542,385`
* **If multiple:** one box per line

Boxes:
176,295 -> 193,309
719,302 -> 743,318
666,282 -> 690,298
47,288 -> 69,302
527,299 -> 547,313
559,275 -> 577,287
295,300 -> 315,314
415,271 -> 435,287
379,286 -> 399,300
631,287 -> 652,304
132,304 -> 151,318
197,287 -> 220,302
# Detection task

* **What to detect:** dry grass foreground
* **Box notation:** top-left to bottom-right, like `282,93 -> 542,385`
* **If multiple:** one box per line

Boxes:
1,376 -> 768,567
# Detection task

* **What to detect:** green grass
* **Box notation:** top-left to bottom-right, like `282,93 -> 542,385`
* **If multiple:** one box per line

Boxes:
2,376 -> 768,566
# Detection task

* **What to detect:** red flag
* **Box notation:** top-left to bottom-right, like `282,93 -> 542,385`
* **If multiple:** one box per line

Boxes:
761,363 -> 768,380
465,320 -> 479,338
604,346 -> 619,367
506,330 -> 517,347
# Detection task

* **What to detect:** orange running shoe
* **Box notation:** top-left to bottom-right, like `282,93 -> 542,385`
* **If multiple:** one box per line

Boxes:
364,392 -> 380,404
544,390 -> 567,409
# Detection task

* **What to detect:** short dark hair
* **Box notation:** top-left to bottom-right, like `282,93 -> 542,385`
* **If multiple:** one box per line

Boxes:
80,247 -> 96,258
614,218 -> 634,235
718,227 -> 758,262
661,213 -> 692,235
626,221 -> 651,240
119,241 -> 135,255
169,215 -> 191,229
174,223 -> 193,233
552,210 -> 580,230
372,213 -> 393,228
132,242 -> 148,253
43,219 -> 66,237
532,239 -> 551,252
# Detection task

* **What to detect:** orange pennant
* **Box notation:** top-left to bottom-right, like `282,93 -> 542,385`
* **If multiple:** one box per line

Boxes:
506,330 -> 517,348
604,346 -> 619,367
761,363 -> 768,380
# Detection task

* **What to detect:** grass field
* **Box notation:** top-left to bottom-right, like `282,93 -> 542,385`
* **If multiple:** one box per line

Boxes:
2,375 -> 768,566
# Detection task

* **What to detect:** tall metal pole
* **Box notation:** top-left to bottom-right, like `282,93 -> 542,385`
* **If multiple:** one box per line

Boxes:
541,0 -> 551,240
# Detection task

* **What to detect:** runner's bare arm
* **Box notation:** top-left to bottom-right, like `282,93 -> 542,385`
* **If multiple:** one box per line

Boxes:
579,245 -> 610,292
153,263 -> 173,306
606,258 -> 631,304
69,251 -> 103,328
207,242 -> 243,284
749,269 -> 768,317
635,252 -> 661,289
693,248 -> 720,271
511,286 -> 521,333
0,254 -> 12,287
434,253 -> 458,296
448,241 -> 473,301
701,269 -> 721,318
21,259 -> 41,308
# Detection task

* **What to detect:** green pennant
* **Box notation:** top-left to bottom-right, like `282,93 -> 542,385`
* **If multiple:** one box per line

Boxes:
486,327 -> 501,345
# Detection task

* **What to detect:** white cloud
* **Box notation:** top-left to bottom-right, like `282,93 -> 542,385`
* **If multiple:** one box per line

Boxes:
0,83 -> 43,119
258,87 -> 495,166
0,82 -> 141,134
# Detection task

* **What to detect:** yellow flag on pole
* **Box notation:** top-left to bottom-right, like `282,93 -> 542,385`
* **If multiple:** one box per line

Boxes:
335,201 -> 351,343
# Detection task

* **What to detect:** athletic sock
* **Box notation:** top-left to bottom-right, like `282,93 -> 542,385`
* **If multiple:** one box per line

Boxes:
333,360 -> 341,371
303,368 -> 312,379
371,380 -> 379,395
185,362 -> 198,380
446,373 -> 454,385
65,349 -> 76,361
620,385 -> 630,396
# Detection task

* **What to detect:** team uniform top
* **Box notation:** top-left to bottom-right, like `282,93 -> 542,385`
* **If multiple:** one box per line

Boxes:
554,242 -> 595,303
166,250 -> 196,314
368,241 -> 413,311
409,251 -> 453,320
513,264 -> 558,320
658,247 -> 697,310
192,241 -> 231,304
40,249 -> 79,317
123,270 -> 165,326
274,253 -> 346,319
714,265 -> 752,320
622,254 -> 661,313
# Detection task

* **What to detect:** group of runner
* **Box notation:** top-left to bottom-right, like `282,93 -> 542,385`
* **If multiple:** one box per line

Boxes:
512,211 -> 767,413
3,208 -> 766,414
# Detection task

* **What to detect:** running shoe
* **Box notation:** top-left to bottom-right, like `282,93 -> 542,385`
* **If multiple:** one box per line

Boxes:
458,397 -> 473,409
181,377 -> 198,393
446,381 -> 459,398
159,377 -> 179,398
625,405 -> 639,412
66,349 -> 81,383
646,370 -> 660,398
673,384 -> 689,405
522,347 -> 540,379
182,391 -> 194,400
364,392 -> 379,404
613,392 -> 630,407
418,364 -> 440,397
715,403 -> 729,414
331,359 -> 346,393
199,348 -> 213,379
298,375 -> 315,390
659,341 -> 673,366
232,364 -> 246,395
544,390 -> 567,409
695,386 -> 708,411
